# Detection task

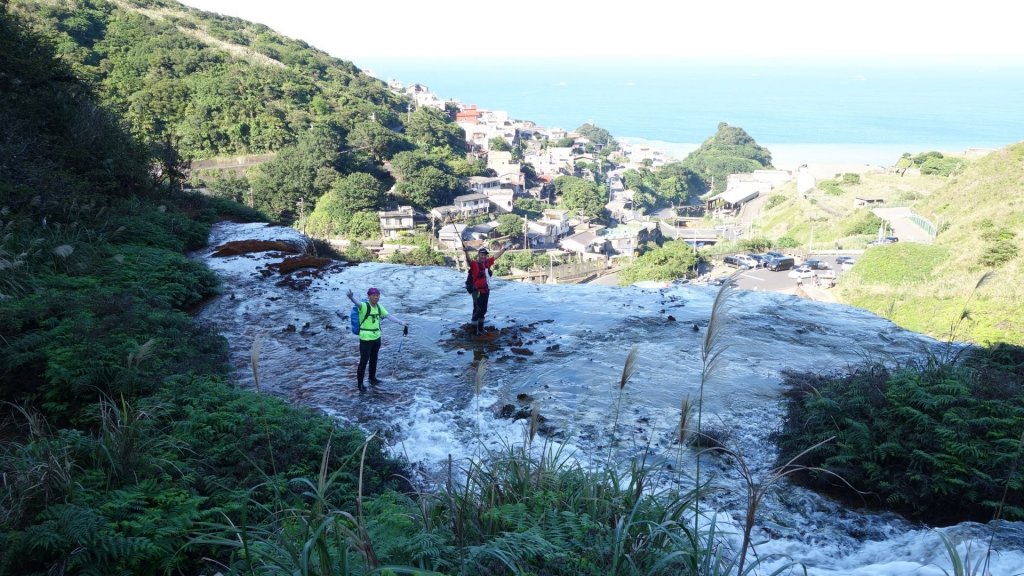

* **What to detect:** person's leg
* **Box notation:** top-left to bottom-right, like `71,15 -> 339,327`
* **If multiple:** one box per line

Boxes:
471,292 -> 483,322
477,292 -> 490,332
357,339 -> 371,391
368,338 -> 382,384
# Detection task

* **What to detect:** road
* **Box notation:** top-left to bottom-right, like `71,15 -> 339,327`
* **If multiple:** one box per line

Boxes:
872,207 -> 933,243
587,254 -> 853,304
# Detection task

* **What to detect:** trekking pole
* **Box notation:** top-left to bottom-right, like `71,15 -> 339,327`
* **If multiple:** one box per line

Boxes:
391,328 -> 407,378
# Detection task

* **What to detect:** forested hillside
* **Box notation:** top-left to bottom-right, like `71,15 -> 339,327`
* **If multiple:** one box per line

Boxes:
1,7 -> 410,572
10,0 -> 476,227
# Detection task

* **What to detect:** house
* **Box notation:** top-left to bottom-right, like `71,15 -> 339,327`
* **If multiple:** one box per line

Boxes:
455,104 -> 482,124
437,223 -> 468,249
497,170 -> 524,194
560,229 -> 608,260
539,209 -> 570,239
708,170 -> 794,213
854,197 -> 885,207
601,222 -> 660,256
707,182 -> 762,213
524,219 -> 560,248
487,150 -> 519,177
466,220 -> 500,241
484,189 -> 514,214
402,84 -> 447,111
377,206 -> 416,239
453,193 -> 490,217
468,176 -> 501,194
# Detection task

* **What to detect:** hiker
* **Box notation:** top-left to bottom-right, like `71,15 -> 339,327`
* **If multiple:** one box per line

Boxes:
346,287 -> 408,392
464,243 -> 509,334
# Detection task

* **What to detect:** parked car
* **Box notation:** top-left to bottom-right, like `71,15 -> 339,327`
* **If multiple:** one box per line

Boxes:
723,254 -> 753,268
835,255 -> 855,265
803,259 -> 832,270
788,266 -> 815,279
747,254 -> 768,268
765,251 -> 785,259
765,256 -> 795,271
868,236 -> 899,246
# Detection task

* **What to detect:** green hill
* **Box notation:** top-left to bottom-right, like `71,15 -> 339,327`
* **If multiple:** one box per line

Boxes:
10,0 -> 474,226
753,145 -> 1024,345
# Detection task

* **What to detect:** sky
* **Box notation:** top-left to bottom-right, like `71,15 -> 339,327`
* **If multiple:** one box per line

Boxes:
177,0 -> 1023,64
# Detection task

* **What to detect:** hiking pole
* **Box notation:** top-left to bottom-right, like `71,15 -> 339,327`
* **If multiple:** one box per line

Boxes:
391,327 -> 407,378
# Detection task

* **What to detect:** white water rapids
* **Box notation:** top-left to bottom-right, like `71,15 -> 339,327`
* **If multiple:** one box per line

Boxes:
192,222 -> 1024,575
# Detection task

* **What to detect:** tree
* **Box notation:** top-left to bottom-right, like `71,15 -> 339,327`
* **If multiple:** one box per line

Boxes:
348,211 -> 381,239
334,172 -> 385,214
405,107 -> 466,156
575,123 -> 618,150
248,124 -> 343,220
618,240 -> 701,285
496,213 -> 523,239
555,176 -> 605,222
347,118 -> 401,162
682,123 -> 772,195
488,136 -> 512,152
389,150 -> 467,210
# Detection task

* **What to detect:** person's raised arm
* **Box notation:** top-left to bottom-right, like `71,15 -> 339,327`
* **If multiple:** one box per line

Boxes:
494,242 -> 512,259
346,288 -> 358,305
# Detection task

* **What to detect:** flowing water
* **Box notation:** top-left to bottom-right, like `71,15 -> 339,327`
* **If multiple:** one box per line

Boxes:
192,222 -> 1024,575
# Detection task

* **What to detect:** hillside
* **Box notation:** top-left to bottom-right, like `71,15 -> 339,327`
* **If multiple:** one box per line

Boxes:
752,145 -> 1024,345
10,0 -> 407,160
8,0 -> 479,227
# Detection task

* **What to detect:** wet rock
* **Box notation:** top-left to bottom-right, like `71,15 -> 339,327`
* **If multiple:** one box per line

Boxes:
212,239 -> 301,257
268,255 -> 332,274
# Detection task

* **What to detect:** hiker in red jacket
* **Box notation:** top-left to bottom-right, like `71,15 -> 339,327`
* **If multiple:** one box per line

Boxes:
464,244 -> 508,335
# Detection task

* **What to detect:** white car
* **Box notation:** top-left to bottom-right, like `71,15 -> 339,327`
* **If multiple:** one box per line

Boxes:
787,266 -> 815,279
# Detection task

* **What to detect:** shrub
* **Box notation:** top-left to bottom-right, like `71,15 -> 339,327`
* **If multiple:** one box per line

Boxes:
773,347 -> 1024,524
978,239 -> 1019,267
764,195 -> 786,210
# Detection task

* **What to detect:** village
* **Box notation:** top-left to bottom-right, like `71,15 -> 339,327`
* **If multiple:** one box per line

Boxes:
368,81 -> 821,284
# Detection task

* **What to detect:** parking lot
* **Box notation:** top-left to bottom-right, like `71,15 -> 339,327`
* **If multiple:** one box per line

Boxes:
704,253 -> 861,302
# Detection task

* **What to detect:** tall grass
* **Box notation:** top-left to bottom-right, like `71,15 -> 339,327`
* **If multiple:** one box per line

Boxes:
190,432 -> 386,575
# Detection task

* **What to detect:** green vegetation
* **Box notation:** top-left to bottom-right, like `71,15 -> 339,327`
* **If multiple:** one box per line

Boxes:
844,243 -> 948,285
752,145 -> 1024,345
900,151 -> 966,177
774,344 -> 1024,524
552,175 -> 606,222
9,0 -> 475,230
679,123 -> 773,196
618,241 -> 702,285
3,3 -> 1020,574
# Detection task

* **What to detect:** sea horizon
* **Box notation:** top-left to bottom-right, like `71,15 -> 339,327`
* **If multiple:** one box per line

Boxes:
361,57 -> 1024,167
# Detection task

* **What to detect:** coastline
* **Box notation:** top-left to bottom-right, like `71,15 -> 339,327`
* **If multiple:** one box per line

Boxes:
618,136 -> 1004,171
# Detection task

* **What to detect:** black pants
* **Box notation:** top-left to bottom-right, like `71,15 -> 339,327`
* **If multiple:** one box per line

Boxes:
471,290 -> 490,325
357,337 -> 382,385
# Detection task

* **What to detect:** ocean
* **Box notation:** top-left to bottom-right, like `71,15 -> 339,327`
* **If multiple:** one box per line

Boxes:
361,58 -> 1024,168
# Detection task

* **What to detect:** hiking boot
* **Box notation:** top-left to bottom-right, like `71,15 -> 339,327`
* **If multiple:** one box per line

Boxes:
358,382 -> 367,393
369,378 -> 382,386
